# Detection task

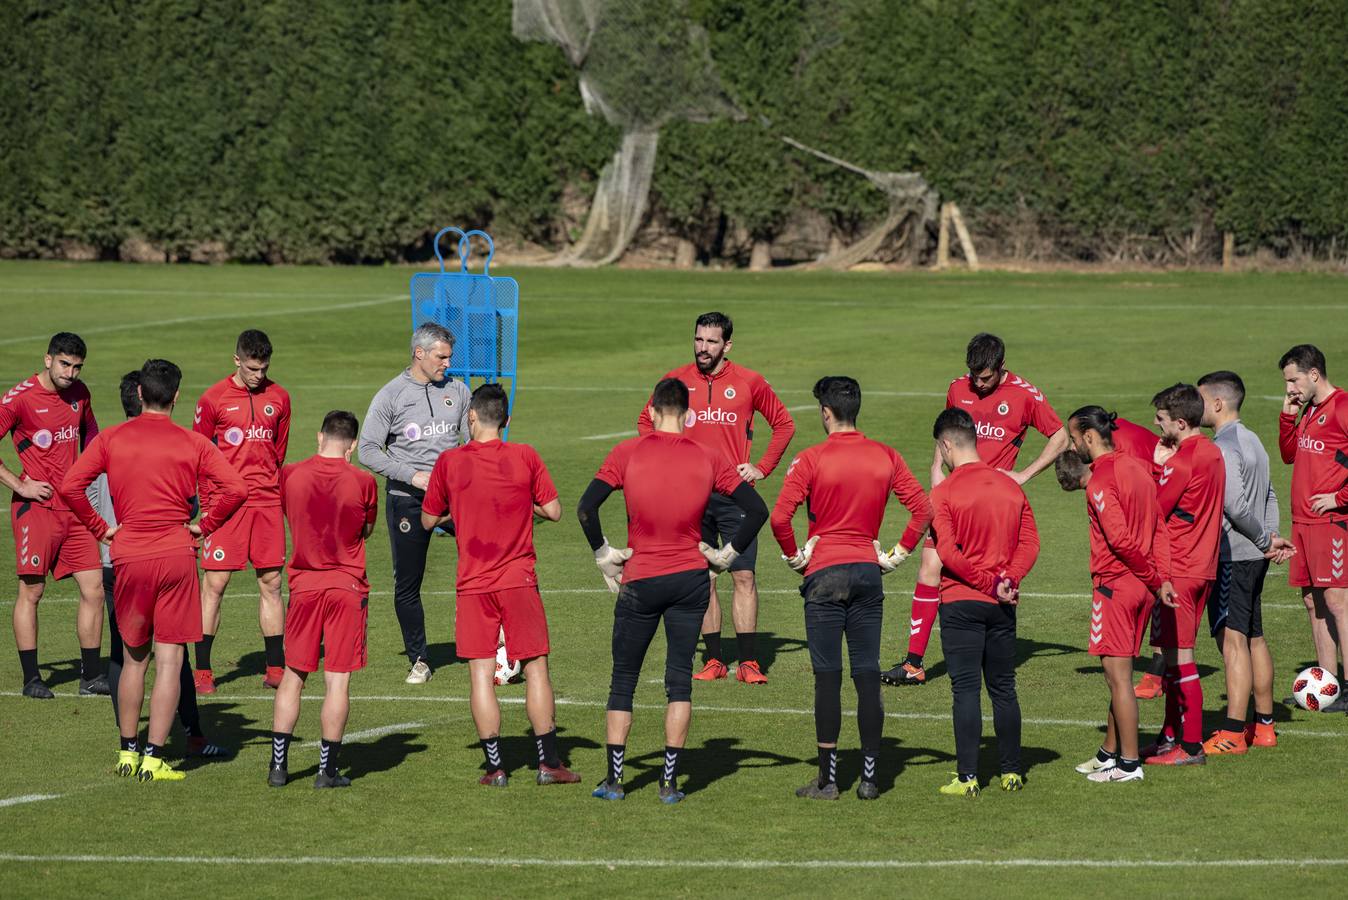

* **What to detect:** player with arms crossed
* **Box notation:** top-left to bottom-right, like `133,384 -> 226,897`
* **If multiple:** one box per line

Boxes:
192,329 -> 291,693
581,378 -> 769,803
269,411 -> 377,789
61,359 -> 247,782
2,332 -> 107,698
1278,344 -> 1348,707
636,312 -> 794,685
420,384 -> 581,788
1064,407 -> 1172,783
771,377 -> 931,800
1143,384 -> 1226,766
928,408 -> 1039,796
885,333 -> 1065,687
1198,372 -> 1294,753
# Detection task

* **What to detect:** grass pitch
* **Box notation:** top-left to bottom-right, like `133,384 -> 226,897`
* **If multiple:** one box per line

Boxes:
1,261 -> 1347,897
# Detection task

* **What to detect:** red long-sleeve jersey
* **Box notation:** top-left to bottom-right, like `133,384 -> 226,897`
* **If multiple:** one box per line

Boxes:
771,431 -> 932,576
1111,417 -> 1159,463
945,371 -> 1062,471
194,375 -> 290,509
1154,434 -> 1225,579
59,412 -> 248,563
635,360 -> 795,476
929,461 -> 1039,603
0,374 -> 98,510
1279,389 -> 1348,525
1086,451 -> 1170,591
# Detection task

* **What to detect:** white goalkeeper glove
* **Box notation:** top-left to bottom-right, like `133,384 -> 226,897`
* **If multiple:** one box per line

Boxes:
875,540 -> 911,575
698,541 -> 740,574
594,540 -> 634,593
782,535 -> 820,574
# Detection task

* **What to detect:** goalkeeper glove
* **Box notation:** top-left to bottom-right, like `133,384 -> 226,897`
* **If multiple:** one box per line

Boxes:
594,541 -> 634,593
782,535 -> 820,574
875,540 -> 911,575
699,541 -> 739,574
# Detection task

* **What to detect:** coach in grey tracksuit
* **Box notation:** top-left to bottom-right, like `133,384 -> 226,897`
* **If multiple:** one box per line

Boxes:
359,323 -> 470,682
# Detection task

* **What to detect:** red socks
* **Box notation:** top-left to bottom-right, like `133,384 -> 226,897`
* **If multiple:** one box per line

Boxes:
1164,663 -> 1204,747
906,584 -> 941,659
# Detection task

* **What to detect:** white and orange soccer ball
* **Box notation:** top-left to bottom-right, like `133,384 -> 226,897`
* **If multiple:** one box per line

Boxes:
494,628 -> 521,686
1291,666 -> 1339,711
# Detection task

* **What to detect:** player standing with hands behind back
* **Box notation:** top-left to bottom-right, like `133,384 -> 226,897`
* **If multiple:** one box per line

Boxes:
637,312 -> 794,685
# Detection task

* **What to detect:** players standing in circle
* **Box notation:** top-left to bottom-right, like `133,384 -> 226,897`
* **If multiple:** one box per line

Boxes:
1277,345 -> 1348,707
636,312 -> 794,685
884,333 -> 1065,687
770,377 -> 931,800
1197,372 -> 1294,753
927,409 -> 1039,796
61,359 -> 247,782
359,323 -> 470,685
582,378 -> 769,803
1143,384 -> 1226,767
97,372 -> 229,759
269,411 -> 378,789
421,384 -> 580,788
192,329 -> 291,693
2,333 -> 108,699
1063,407 -> 1171,783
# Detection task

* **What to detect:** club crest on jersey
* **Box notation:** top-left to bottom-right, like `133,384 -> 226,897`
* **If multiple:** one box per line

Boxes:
30,554 -> 40,567
1319,414 -> 1327,426
211,548 -> 225,562
444,397 -> 455,409
724,386 -> 736,400
399,517 -> 411,533
264,403 -> 276,417
997,401 -> 1010,416
70,401 -> 79,412
224,427 -> 245,446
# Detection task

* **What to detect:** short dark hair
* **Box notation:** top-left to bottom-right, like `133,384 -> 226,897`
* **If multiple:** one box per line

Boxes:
47,332 -> 86,359
1068,405 -> 1117,444
469,383 -> 509,428
236,329 -> 273,362
1197,370 -> 1246,411
933,407 -> 977,446
1055,449 -> 1091,492
119,371 -> 142,419
138,359 -> 181,409
812,376 -> 861,425
694,312 -> 733,342
1151,383 -> 1204,428
966,332 -> 1005,372
1279,344 -> 1326,379
320,410 -> 359,441
651,377 -> 690,415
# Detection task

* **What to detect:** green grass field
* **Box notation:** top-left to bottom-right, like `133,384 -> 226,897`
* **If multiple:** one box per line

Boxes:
2,261 -> 1347,897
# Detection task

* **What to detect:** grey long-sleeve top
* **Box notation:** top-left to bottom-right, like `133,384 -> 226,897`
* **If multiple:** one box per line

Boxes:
1212,419 -> 1280,562
358,369 -> 470,494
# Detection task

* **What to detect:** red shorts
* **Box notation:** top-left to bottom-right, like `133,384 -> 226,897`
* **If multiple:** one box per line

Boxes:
113,554 -> 202,647
11,502 -> 101,580
456,586 -> 550,660
285,588 -> 368,673
1288,520 -> 1348,589
1153,576 -> 1210,649
201,505 -> 285,571
1088,575 -> 1154,657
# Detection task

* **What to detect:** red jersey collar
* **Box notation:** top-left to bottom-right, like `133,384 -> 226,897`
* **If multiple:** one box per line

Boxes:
224,373 -> 272,395
826,430 -> 865,441
695,360 -> 737,382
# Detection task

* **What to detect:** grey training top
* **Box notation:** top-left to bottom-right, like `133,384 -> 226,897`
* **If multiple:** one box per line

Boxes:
359,368 -> 470,493
1211,419 -> 1280,562
93,475 -> 113,568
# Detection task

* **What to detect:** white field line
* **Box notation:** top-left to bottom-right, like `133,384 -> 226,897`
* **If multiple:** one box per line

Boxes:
5,691 -> 1343,739
580,430 -> 638,441
0,295 -> 404,346
0,851 -> 1346,870
0,793 -> 63,808
299,721 -> 425,749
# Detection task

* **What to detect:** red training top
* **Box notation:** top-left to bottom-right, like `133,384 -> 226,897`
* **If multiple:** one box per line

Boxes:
1279,389 -> 1348,525
194,375 -> 291,510
282,455 -> 378,594
636,360 -> 795,476
945,371 -> 1062,472
59,412 -> 247,563
1111,417 -> 1159,463
0,375 -> 98,510
1085,451 -> 1170,592
594,431 -> 743,582
1153,434 -> 1225,579
770,431 -> 932,576
929,461 -> 1040,603
422,440 -> 559,594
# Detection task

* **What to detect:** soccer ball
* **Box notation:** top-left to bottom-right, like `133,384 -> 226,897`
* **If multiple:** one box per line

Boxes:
494,629 -> 521,686
1291,665 -> 1340,711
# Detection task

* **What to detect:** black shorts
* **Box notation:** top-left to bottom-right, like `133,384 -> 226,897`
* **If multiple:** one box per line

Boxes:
1209,559 -> 1268,639
607,568 -> 711,710
701,493 -> 757,573
800,562 -> 884,675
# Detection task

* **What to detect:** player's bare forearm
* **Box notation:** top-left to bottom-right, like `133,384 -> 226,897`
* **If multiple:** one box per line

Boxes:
1016,427 -> 1069,482
929,444 -> 945,488
420,511 -> 451,532
534,499 -> 562,522
0,459 -> 26,494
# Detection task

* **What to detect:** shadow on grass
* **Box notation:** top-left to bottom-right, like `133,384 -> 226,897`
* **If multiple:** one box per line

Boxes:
425,641 -> 461,671
471,727 -> 603,777
211,649 -> 267,688
697,631 -> 809,674
40,656 -> 81,689
624,736 -> 804,796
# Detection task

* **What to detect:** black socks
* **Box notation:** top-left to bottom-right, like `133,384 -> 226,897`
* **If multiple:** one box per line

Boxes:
263,635 -> 284,669
19,648 -> 39,684
535,729 -> 560,768
702,632 -> 723,662
606,743 -> 625,784
319,739 -> 341,776
195,634 -> 214,670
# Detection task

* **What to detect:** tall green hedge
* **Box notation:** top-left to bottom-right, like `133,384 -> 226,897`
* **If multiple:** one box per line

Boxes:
2,0 -> 1346,263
